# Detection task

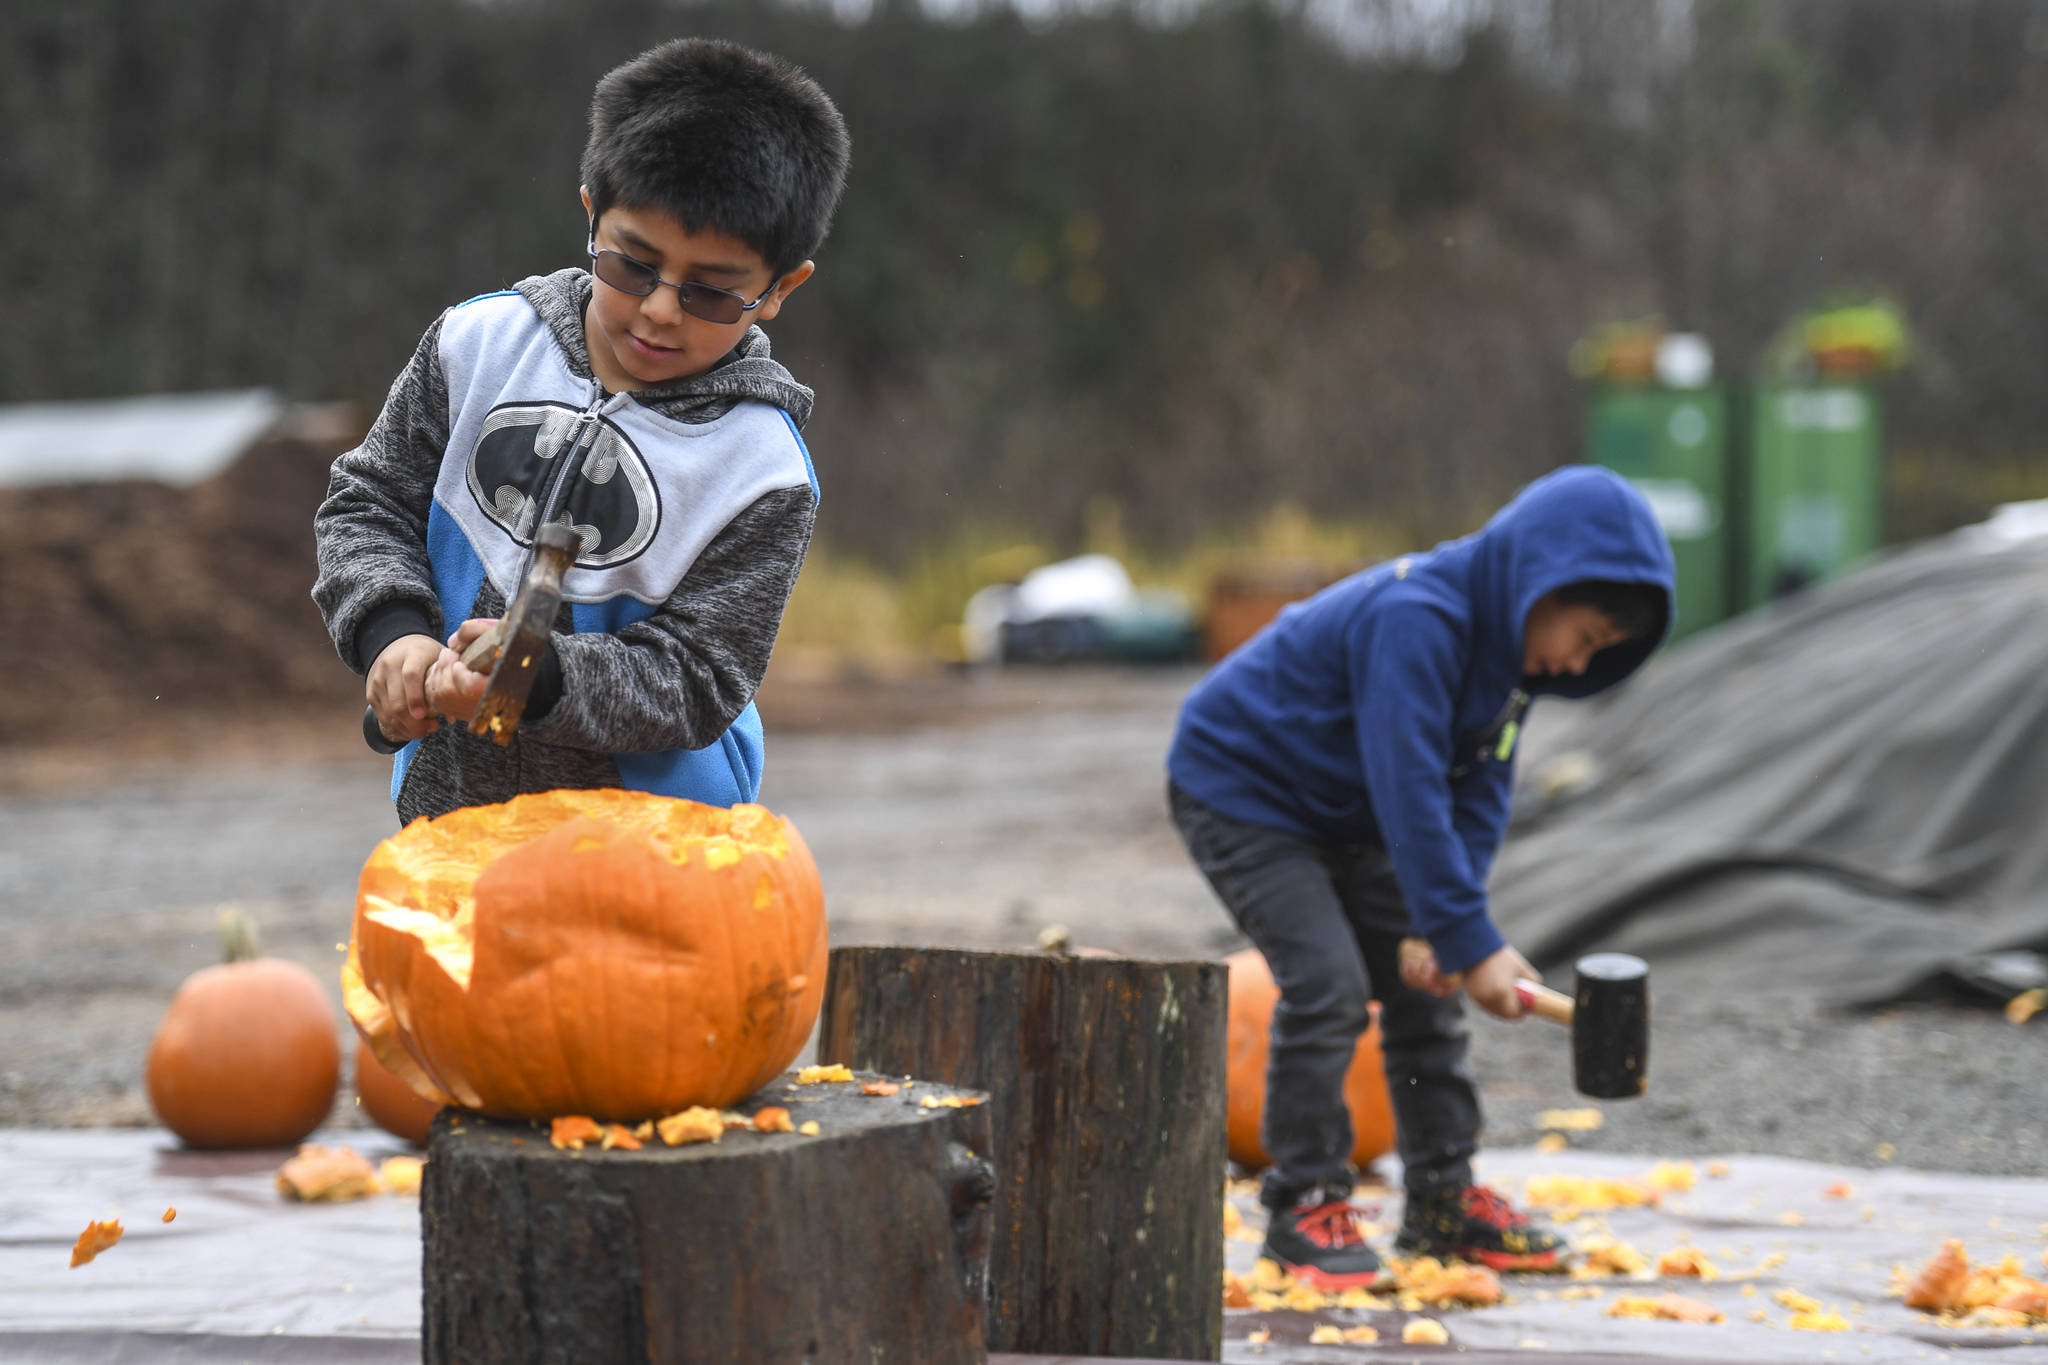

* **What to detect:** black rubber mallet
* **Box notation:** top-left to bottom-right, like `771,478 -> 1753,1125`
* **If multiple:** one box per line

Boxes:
1512,952 -> 1651,1099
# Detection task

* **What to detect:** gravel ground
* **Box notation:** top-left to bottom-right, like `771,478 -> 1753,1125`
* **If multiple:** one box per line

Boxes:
1,666 -> 2040,1180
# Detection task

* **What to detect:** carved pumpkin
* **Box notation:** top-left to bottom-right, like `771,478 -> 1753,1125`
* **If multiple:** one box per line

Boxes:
353,1038 -> 441,1146
1224,948 -> 1394,1171
146,911 -> 340,1149
342,791 -> 826,1122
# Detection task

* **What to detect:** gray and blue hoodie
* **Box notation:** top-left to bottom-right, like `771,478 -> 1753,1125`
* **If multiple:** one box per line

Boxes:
1168,466 -> 1675,975
313,268 -> 818,826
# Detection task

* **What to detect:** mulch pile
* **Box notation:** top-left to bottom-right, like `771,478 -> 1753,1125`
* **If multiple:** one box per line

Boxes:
0,407 -> 369,747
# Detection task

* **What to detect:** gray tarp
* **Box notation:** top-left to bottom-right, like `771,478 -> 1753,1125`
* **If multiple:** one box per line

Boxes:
1493,518 -> 2048,1007
7,1129 -> 2043,1362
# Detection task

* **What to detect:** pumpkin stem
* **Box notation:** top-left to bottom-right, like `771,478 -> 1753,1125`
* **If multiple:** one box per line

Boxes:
217,906 -> 262,963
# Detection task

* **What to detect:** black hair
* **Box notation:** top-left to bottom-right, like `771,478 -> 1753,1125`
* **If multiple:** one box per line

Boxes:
580,39 -> 851,278
1552,579 -> 1666,642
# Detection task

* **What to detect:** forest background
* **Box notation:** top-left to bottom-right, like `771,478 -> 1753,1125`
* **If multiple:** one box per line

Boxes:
9,0 -> 2048,660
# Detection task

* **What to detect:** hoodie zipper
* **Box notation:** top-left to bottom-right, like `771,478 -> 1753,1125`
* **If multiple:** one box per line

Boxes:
1449,688 -> 1529,779
517,385 -> 626,580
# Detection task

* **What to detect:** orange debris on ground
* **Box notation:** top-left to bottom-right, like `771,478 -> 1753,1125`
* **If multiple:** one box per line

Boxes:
919,1094 -> 985,1108
860,1081 -> 900,1096
753,1107 -> 796,1133
275,1145 -> 379,1202
1902,1239 -> 2048,1324
1401,1318 -> 1450,1344
1608,1294 -> 1725,1323
1656,1245 -> 1719,1279
378,1155 -> 425,1193
161,1208 -> 176,1223
600,1123 -> 643,1151
1823,1180 -> 1856,1199
1395,1256 -> 1504,1307
68,1219 -> 123,1268
549,1116 -> 604,1150
796,1064 -> 855,1084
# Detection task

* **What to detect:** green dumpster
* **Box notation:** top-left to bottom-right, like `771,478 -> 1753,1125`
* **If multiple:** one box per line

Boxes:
1741,384 -> 1883,607
1586,386 -> 1732,643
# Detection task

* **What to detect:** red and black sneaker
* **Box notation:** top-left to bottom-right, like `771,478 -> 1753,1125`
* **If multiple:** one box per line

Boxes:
1394,1184 -> 1566,1272
1261,1189 -> 1392,1291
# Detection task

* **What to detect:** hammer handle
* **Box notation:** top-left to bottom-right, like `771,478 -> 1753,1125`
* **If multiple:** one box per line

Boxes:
1515,979 -> 1575,1026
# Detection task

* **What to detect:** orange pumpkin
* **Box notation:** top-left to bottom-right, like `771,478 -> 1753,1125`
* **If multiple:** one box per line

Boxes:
342,791 -> 826,1122
1225,948 -> 1395,1171
146,911 -> 340,1149
353,1038 -> 441,1146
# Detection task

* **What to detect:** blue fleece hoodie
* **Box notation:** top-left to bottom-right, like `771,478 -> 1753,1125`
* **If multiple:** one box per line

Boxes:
1167,466 -> 1676,975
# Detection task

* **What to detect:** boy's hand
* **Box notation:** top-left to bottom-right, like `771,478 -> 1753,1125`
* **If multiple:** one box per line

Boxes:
1462,944 -> 1542,1021
1399,938 -> 1543,1021
425,618 -> 500,722
367,634 -> 444,743
1398,937 -> 1460,997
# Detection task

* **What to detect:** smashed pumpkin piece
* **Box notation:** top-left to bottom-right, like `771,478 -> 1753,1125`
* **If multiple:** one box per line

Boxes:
1902,1239 -> 2048,1321
860,1081 -> 900,1096
655,1107 -> 724,1146
1537,1107 -> 1604,1131
2006,988 -> 2046,1025
1573,1234 -> 1649,1278
1789,1310 -> 1851,1331
1608,1294 -> 1725,1323
68,1219 -> 124,1268
1647,1161 -> 1697,1193
1401,1317 -> 1450,1344
753,1107 -> 796,1133
1222,1271 -> 1255,1309
796,1064 -> 855,1084
1396,1256 -> 1504,1307
1525,1172 -> 1657,1210
1656,1246 -> 1719,1280
799,1121 -> 821,1136
276,1144 -> 379,1202
161,1208 -> 176,1223
601,1123 -> 643,1151
1341,1325 -> 1379,1342
378,1155 -> 424,1194
1823,1180 -> 1855,1200
1308,1324 -> 1345,1344
549,1116 -> 604,1151
919,1094 -> 985,1108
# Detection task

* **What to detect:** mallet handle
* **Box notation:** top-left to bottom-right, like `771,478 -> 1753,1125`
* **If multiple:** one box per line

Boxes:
1515,979 -> 1575,1026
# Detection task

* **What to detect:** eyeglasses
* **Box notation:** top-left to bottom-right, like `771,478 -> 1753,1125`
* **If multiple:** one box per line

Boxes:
587,243 -> 781,326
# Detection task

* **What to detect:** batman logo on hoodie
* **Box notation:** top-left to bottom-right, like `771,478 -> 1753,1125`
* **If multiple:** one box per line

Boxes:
465,402 -> 660,568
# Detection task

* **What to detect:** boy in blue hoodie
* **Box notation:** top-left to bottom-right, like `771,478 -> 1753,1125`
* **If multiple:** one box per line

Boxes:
1166,466 -> 1675,1289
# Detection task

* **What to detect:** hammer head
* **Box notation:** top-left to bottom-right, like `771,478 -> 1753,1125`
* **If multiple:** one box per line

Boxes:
467,523 -> 580,745
1570,952 -> 1649,1099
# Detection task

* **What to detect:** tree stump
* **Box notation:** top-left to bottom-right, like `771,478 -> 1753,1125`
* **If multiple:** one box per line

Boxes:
818,947 -> 1229,1361
421,1070 -> 995,1364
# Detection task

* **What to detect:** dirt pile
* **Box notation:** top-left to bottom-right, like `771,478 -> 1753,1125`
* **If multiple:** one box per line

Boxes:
0,406 -> 369,747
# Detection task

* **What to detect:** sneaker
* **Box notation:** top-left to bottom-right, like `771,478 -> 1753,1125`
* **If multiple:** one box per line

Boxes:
1394,1184 -> 1566,1271
1261,1188 -> 1392,1291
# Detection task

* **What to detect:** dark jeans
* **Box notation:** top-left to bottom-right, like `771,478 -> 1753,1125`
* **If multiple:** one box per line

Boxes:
1169,780 -> 1480,1209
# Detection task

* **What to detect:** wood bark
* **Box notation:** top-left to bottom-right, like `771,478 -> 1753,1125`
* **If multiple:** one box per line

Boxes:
818,947 -> 1228,1360
421,1070 -> 995,1365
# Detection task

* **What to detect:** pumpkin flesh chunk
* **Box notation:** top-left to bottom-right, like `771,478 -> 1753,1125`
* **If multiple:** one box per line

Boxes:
346,792 -> 825,1123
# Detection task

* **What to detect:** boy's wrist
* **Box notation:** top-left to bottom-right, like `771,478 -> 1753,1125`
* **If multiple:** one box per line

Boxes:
358,602 -> 439,674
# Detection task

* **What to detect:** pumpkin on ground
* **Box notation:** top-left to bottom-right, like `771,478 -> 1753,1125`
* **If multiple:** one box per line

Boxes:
146,910 -> 340,1149
1225,947 -> 1395,1172
353,1038 -> 441,1146
342,790 -> 826,1123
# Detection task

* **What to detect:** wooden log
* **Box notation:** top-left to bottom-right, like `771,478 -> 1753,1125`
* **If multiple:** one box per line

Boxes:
818,947 -> 1229,1361
421,1070 -> 995,1365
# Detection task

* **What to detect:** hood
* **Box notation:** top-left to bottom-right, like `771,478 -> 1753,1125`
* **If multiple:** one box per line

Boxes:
1465,465 -> 1676,699
513,268 -> 816,427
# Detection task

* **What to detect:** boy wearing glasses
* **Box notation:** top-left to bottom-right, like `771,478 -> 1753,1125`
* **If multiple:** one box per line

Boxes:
1166,467 -> 1673,1289
314,39 -> 849,823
